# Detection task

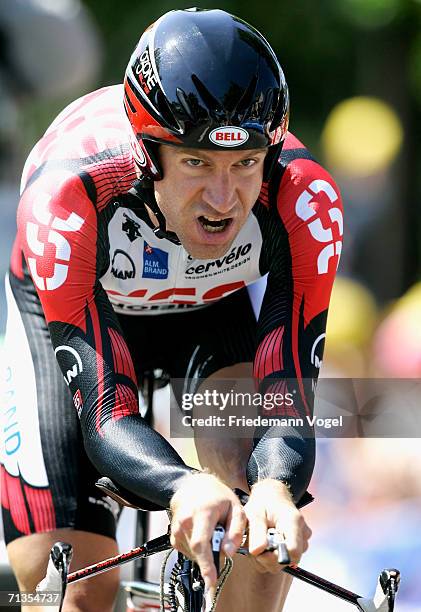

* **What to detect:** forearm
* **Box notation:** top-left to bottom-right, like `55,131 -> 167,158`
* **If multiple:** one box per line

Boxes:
246,424 -> 315,503
83,413 -> 198,509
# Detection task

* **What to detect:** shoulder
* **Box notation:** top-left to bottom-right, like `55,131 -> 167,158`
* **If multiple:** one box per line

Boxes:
271,131 -> 343,227
263,132 -> 343,280
20,85 -> 134,191
17,168 -> 94,235
20,84 -> 136,210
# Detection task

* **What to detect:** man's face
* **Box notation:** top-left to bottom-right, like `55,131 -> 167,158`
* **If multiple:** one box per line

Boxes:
153,145 -> 267,259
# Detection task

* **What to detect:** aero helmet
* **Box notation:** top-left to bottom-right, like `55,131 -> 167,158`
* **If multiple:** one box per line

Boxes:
123,8 -> 289,183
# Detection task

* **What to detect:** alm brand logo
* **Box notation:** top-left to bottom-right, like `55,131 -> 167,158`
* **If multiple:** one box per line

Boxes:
142,242 -> 169,279
209,126 -> 249,148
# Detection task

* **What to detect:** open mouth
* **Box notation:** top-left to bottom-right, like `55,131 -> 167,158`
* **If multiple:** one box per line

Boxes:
198,215 -> 232,233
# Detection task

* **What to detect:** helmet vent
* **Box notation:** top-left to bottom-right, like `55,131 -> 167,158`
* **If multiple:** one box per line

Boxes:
155,88 -> 183,133
260,88 -> 275,124
175,87 -> 196,122
232,74 -> 258,122
269,85 -> 289,133
191,73 -> 224,120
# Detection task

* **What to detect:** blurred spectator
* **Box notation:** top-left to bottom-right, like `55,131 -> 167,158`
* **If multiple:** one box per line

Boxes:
289,437 -> 421,611
323,275 -> 378,377
320,96 -> 406,303
372,282 -> 421,377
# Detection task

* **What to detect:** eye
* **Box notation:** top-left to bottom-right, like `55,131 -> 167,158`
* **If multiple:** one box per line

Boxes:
185,158 -> 205,167
238,158 -> 257,167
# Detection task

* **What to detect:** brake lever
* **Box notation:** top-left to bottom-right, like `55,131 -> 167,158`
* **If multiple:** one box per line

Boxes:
266,528 -> 291,565
211,526 -> 225,576
36,541 -> 73,612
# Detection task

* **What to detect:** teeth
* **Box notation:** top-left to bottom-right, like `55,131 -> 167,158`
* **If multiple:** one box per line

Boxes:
199,216 -> 229,233
203,224 -> 225,233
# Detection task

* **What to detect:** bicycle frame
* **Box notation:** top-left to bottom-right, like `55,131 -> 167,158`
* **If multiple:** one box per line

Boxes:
37,532 -> 400,612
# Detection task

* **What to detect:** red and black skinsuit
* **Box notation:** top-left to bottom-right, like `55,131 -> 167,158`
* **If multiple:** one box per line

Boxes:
1,85 -> 343,542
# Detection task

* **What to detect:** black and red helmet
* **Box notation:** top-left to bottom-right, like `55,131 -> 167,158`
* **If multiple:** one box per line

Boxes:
123,7 -> 289,180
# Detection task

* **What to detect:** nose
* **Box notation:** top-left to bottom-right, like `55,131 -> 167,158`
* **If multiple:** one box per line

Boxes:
201,171 -> 237,214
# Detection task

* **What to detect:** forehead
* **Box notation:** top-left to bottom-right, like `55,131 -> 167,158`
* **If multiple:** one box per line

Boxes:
160,144 -> 267,161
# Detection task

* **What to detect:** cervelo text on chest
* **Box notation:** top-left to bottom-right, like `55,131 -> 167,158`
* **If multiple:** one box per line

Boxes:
186,243 -> 252,275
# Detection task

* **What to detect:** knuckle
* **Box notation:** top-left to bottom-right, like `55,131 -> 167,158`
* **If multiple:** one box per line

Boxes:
232,504 -> 246,520
295,514 -> 306,528
190,539 -> 205,555
290,555 -> 301,565
289,548 -> 302,564
284,541 -> 299,559
170,524 -> 182,540
246,509 -> 265,523
178,516 -> 193,531
170,534 -> 184,551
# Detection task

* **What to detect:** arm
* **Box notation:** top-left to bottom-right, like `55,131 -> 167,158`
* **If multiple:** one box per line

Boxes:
17,168 -> 195,509
247,154 -> 344,502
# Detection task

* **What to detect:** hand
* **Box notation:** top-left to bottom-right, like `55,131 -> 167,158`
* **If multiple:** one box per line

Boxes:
169,473 -> 246,589
244,479 -> 312,574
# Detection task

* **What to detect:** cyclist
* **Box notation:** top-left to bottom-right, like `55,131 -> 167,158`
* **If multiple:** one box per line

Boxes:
1,8 -> 343,612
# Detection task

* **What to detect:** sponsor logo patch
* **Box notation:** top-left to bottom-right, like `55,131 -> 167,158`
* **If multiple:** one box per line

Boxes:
122,214 -> 141,242
295,179 -> 343,275
54,346 -> 83,386
134,48 -> 157,95
26,191 -> 85,291
185,243 -> 252,277
209,126 -> 249,147
111,250 -> 136,279
142,242 -> 169,279
73,389 -> 83,417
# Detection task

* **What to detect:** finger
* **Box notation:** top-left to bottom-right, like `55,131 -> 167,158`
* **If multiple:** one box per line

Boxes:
204,584 -> 217,609
276,515 -> 306,564
302,521 -> 312,553
252,550 -> 283,574
246,510 -> 268,556
189,514 -> 218,589
170,522 -> 193,559
222,503 -> 246,556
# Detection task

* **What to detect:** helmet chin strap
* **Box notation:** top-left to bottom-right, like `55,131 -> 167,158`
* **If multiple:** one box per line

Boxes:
133,179 -> 181,245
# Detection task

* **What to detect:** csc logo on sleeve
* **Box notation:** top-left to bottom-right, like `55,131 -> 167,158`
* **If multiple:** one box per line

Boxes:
26,192 -> 85,291
295,179 -> 343,275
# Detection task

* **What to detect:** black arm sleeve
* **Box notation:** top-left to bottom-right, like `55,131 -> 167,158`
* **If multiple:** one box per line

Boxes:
247,154 -> 343,501
50,287 -> 197,510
